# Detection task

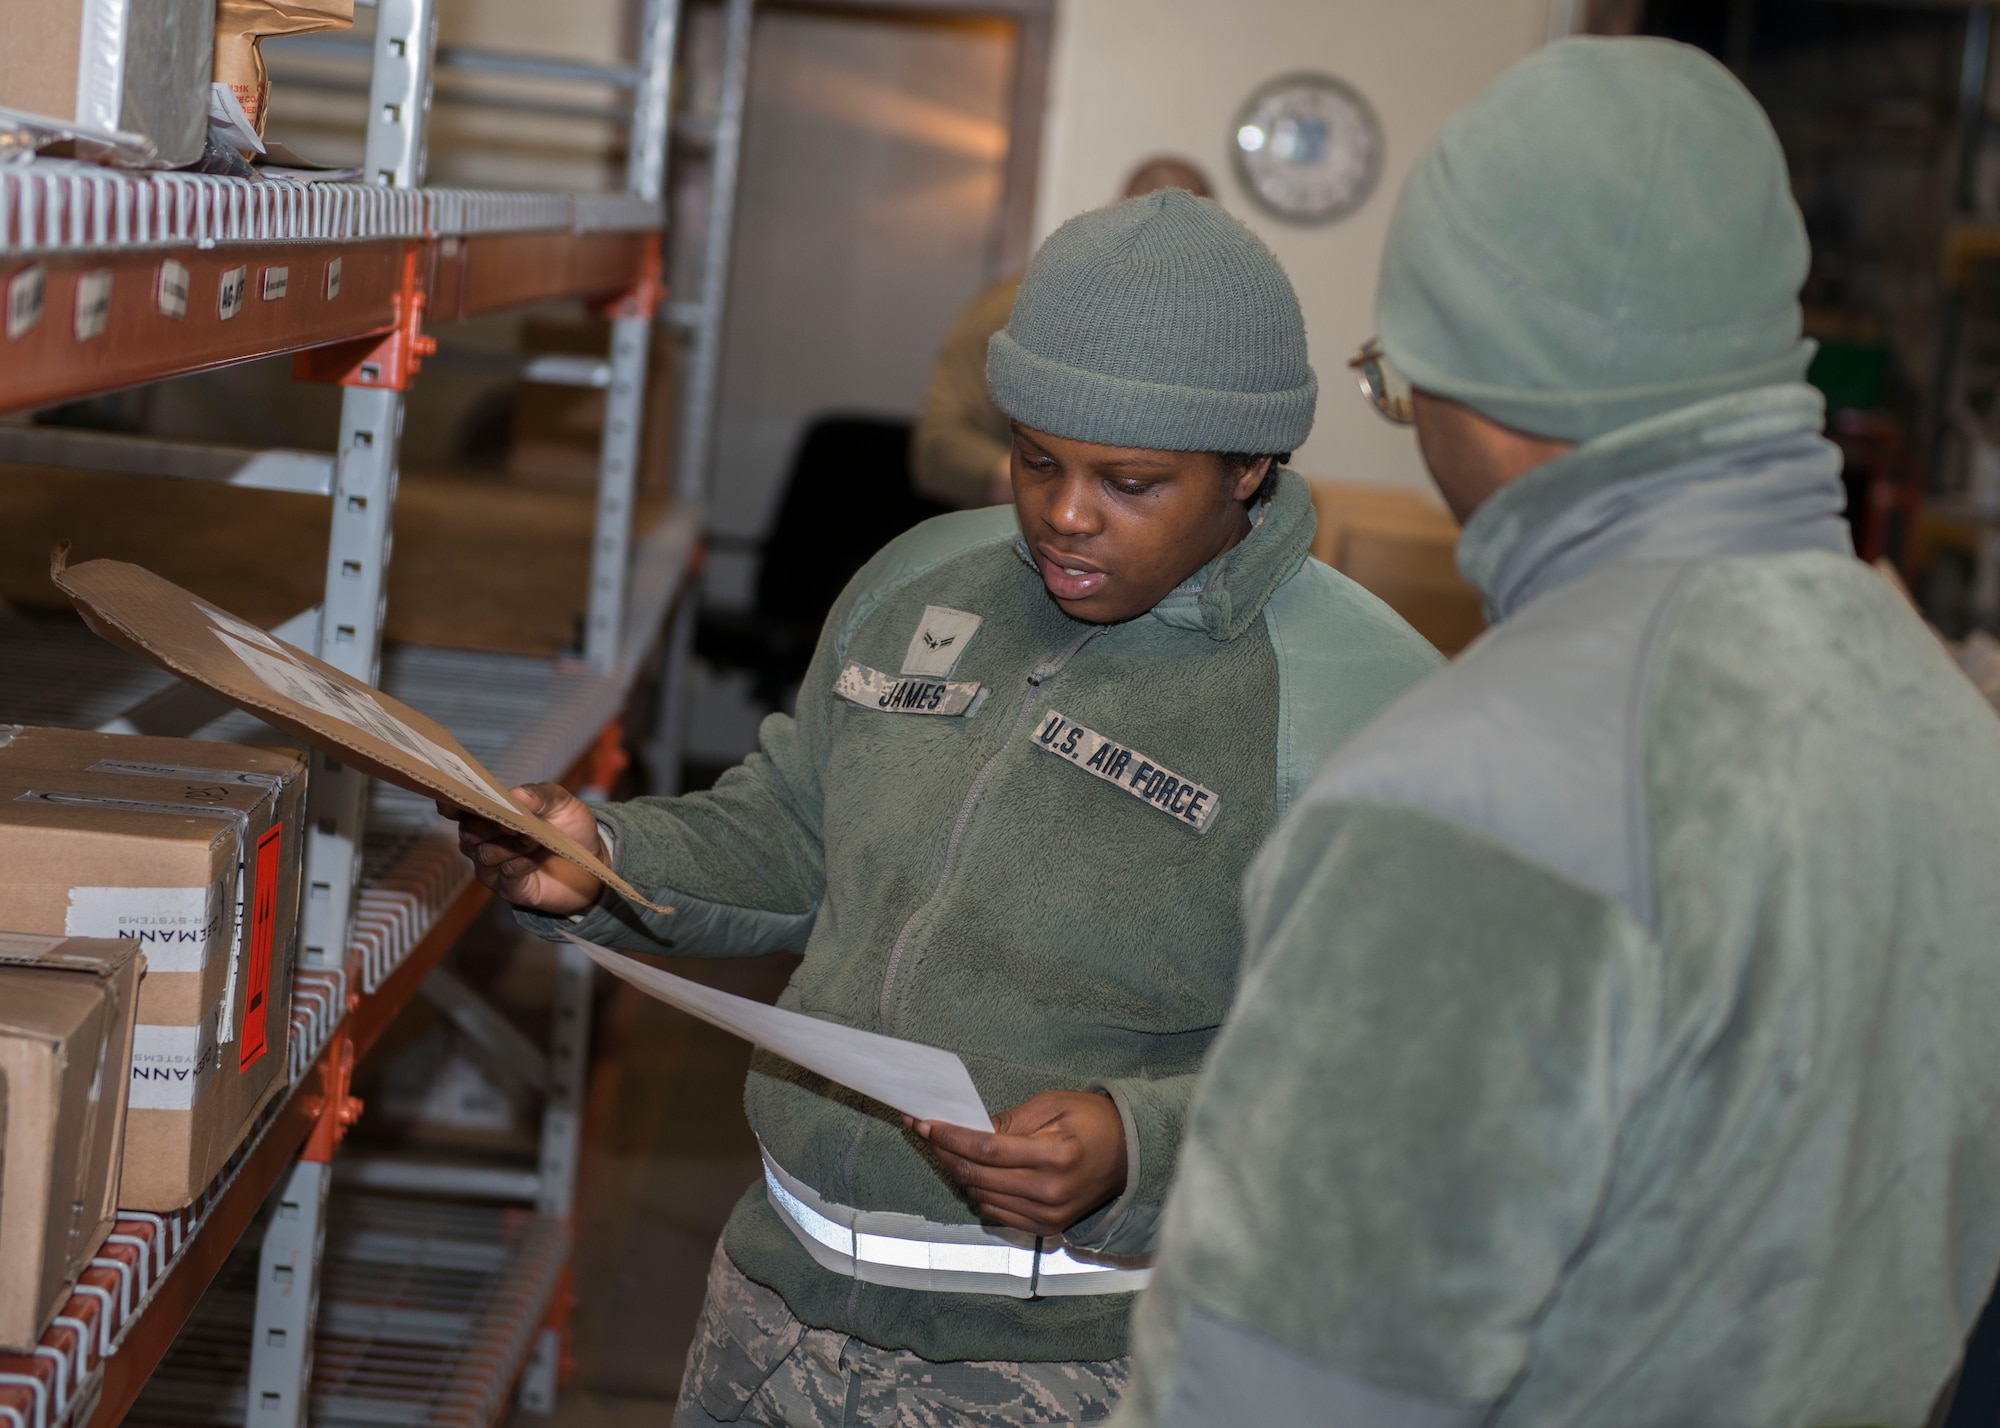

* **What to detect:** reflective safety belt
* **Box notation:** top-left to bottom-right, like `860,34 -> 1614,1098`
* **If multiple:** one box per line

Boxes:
760,1144 -> 1152,1299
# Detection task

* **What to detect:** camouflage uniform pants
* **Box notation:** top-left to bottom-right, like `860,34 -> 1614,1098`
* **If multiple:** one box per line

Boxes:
671,1240 -> 1129,1427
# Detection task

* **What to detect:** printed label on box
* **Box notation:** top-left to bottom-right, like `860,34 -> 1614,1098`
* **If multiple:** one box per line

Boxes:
261,266 -> 289,301
130,1019 -> 219,1111
157,259 -> 190,320
194,601 -> 284,653
218,266 -> 247,320
238,824 -> 281,1070
74,270 -> 112,341
65,881 -> 229,974
325,256 -> 343,300
7,264 -> 45,339
209,622 -> 499,796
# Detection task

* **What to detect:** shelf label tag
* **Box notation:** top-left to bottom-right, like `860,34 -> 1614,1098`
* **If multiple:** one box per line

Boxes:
157,259 -> 190,320
73,270 -> 113,341
261,266 -> 289,302
325,256 -> 342,300
218,265 -> 247,321
238,822 -> 281,1071
6,264 -> 44,339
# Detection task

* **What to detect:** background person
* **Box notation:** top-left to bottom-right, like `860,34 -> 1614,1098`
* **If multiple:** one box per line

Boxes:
1112,38 -> 2000,1428
452,190 -> 1440,1428
911,156 -> 1212,510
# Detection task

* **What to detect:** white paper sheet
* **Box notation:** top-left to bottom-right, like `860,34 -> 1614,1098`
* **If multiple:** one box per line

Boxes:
563,933 -> 994,1130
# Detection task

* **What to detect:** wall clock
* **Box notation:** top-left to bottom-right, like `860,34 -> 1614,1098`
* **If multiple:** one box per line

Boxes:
1231,72 -> 1384,225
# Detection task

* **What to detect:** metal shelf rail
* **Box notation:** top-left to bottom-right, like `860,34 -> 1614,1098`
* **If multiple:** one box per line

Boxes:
0,0 -> 695,1420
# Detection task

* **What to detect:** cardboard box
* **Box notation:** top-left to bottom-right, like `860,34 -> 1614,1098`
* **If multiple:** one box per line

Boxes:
0,933 -> 142,1351
1306,478 -> 1487,656
0,0 -> 215,165
0,727 -> 306,1210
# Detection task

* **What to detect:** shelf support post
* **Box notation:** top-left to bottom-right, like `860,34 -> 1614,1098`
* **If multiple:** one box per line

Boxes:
535,939 -> 593,1221
675,0 -> 755,508
298,385 -> 405,983
246,1160 -> 331,1428
250,0 -> 438,1406
516,935 -> 595,1413
584,301 -> 654,674
364,0 -> 441,187
582,0 -> 680,675
246,1035 -> 361,1428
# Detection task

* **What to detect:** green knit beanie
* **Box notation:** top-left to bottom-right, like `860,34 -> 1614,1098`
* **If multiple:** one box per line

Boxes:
1377,36 -> 1814,442
987,190 -> 1317,453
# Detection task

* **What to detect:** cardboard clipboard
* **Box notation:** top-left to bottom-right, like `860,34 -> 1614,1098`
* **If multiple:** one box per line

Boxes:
52,549 -> 669,915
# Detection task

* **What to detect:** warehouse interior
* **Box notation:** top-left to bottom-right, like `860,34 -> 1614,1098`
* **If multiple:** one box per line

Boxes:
4,1 -> 2000,1427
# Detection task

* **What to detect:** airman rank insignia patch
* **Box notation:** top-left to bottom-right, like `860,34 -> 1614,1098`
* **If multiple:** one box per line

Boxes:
836,662 -> 984,717
902,605 -> 982,677
1030,710 -> 1219,833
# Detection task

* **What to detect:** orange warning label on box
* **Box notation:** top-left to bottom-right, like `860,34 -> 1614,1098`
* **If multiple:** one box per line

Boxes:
239,822 -> 281,1071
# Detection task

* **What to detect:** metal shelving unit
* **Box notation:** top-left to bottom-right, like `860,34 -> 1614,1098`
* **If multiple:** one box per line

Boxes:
0,0 -> 745,1420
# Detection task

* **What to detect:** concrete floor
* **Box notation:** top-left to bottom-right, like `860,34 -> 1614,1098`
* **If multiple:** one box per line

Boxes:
515,952 -> 800,1426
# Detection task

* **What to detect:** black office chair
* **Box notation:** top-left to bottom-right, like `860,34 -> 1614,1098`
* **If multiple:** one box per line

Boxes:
698,415 -> 951,708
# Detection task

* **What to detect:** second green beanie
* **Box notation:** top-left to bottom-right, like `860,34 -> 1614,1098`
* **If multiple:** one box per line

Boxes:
1377,36 -> 1814,442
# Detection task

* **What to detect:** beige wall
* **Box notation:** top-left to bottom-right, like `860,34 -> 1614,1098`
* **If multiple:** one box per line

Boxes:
1034,0 -> 1552,493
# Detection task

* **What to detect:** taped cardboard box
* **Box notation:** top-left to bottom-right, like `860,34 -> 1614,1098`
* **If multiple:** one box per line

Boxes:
1305,478 -> 1485,656
0,728 -> 305,1210
0,0 -> 216,165
0,933 -> 141,1352
51,552 -> 670,916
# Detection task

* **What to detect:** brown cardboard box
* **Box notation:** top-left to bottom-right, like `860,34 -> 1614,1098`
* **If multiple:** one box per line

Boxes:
1306,478 -> 1487,656
0,727 -> 306,1209
0,933 -> 142,1351
51,555 -> 664,912
0,0 -> 215,165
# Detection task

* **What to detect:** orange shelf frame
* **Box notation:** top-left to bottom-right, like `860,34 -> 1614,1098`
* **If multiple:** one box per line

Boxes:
0,229 -> 659,414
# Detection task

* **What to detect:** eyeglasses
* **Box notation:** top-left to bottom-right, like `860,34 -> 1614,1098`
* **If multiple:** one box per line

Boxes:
1349,338 -> 1415,425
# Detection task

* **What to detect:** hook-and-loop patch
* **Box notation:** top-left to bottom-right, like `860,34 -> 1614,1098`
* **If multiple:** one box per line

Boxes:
1030,710 -> 1219,833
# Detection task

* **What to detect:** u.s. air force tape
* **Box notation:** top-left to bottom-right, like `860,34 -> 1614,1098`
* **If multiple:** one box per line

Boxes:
1030,710 -> 1219,832
835,663 -> 984,717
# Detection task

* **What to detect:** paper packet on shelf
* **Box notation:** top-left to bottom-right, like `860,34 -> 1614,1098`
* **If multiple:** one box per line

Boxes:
50,549 -> 669,917
213,0 -> 354,136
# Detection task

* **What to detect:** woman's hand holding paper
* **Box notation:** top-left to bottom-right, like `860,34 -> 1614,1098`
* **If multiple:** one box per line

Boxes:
911,1090 -> 1128,1237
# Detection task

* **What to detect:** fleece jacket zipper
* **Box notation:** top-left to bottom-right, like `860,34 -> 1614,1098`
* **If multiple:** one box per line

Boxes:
836,627 -> 1110,1229
874,625 -> 1107,1036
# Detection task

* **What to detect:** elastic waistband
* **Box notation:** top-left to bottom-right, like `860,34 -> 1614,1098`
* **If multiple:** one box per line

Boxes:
760,1144 -> 1152,1299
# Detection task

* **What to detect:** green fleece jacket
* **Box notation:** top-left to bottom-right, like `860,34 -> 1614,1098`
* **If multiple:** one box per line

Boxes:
533,472 -> 1440,1366
1118,389 -> 2000,1428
